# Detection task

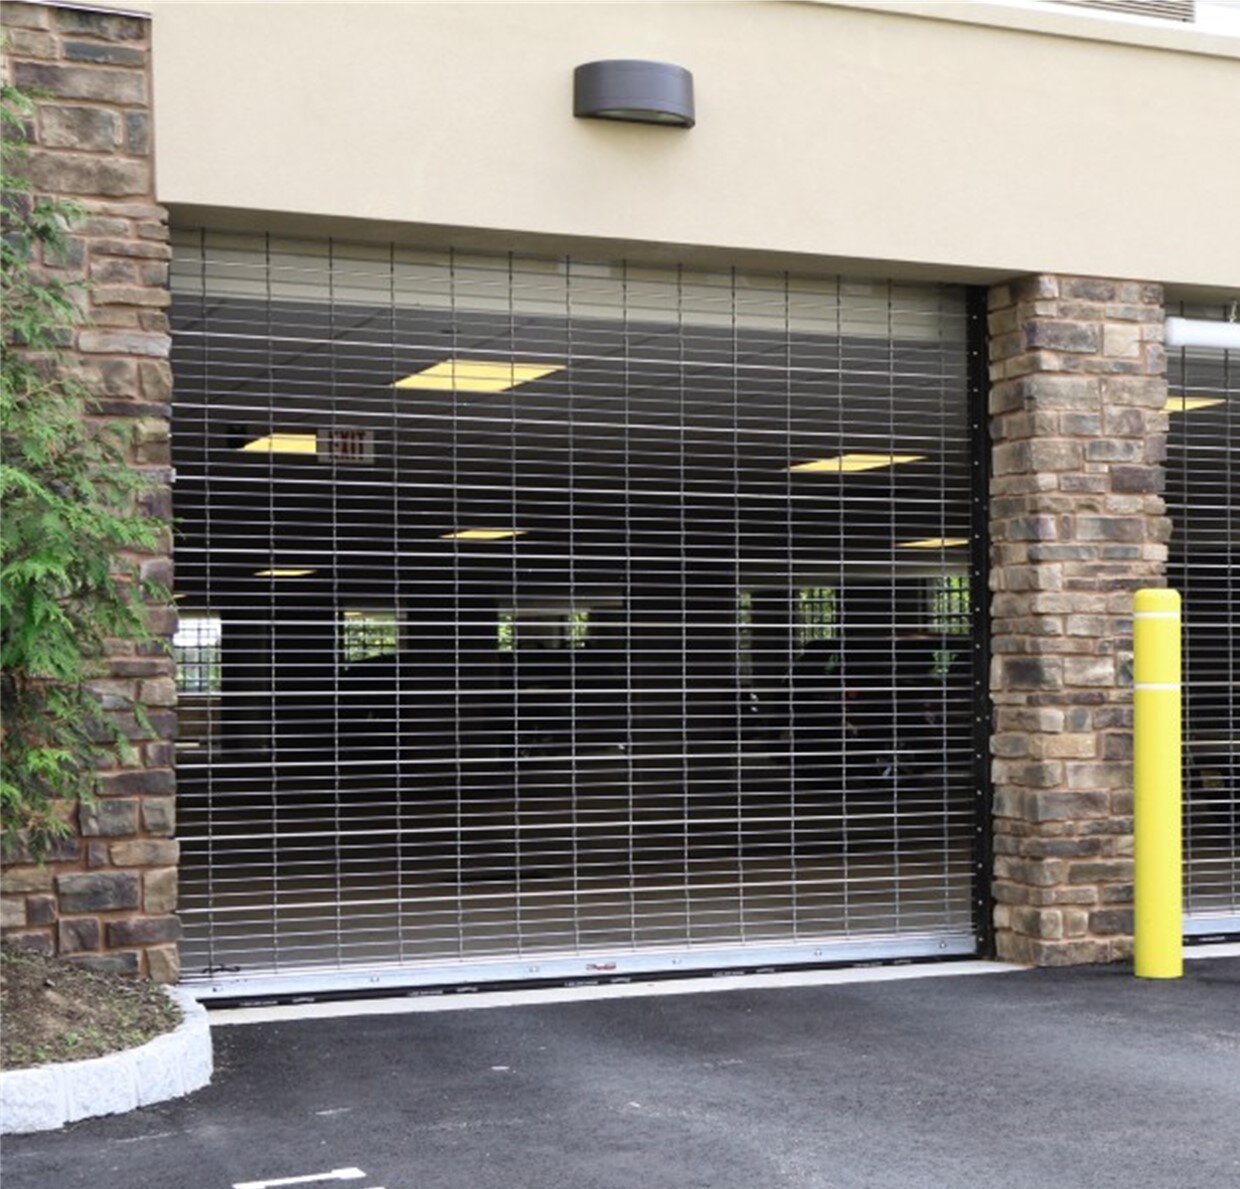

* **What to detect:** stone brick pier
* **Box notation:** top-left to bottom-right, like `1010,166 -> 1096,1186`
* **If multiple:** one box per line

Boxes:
0,1 -> 178,981
987,275 -> 1169,965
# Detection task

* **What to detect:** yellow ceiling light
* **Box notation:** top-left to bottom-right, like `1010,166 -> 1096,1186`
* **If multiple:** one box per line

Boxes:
1164,395 -> 1226,413
240,432 -> 318,455
254,568 -> 317,578
395,359 -> 562,393
441,529 -> 527,542
900,537 -> 970,549
789,453 -> 925,474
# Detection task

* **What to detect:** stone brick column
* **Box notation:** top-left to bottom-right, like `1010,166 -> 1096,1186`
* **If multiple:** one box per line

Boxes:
0,2 -> 178,980
988,275 -> 1169,966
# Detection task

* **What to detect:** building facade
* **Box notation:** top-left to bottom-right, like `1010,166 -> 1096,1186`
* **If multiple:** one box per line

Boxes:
1,0 -> 1237,995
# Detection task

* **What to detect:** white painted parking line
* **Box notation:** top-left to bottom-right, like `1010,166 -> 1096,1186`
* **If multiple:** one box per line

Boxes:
233,1169 -> 366,1188
211,960 -> 1021,1026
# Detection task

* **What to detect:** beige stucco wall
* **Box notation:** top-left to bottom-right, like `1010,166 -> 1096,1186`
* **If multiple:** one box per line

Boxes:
141,1 -> 1240,292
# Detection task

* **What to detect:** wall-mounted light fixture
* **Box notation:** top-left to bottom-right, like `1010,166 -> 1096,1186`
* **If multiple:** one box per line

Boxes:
573,60 -> 695,128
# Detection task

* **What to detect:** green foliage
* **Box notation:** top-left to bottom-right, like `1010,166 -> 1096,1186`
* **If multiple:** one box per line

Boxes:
1,82 -> 162,857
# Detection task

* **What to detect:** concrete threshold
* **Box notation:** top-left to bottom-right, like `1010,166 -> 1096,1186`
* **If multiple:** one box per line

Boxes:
1185,940 -> 1240,960
209,958 -> 1022,1026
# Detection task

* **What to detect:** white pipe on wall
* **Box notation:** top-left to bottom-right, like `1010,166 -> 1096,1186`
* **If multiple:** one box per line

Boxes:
1165,317 -> 1240,351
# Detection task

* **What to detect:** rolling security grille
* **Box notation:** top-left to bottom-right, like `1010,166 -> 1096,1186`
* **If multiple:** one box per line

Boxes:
1167,312 -> 1239,936
170,232 -> 981,995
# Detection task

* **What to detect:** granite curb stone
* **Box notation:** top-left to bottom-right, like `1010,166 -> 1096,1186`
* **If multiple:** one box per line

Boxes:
0,988 -> 211,1134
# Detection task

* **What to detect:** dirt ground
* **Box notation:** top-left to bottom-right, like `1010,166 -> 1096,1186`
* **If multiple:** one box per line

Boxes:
0,942 -> 179,1070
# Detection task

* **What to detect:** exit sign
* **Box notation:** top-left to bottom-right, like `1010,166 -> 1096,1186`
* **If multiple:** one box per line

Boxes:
317,428 -> 374,465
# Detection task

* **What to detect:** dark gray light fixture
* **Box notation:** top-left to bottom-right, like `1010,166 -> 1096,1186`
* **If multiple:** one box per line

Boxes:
573,60 -> 695,129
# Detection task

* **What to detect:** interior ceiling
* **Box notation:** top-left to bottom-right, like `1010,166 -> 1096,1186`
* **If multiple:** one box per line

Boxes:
171,294 -> 974,602
169,298 -> 1240,603
1167,351 -> 1240,556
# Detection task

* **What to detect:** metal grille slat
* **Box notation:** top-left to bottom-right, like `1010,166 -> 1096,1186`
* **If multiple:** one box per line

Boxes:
171,232 -> 980,995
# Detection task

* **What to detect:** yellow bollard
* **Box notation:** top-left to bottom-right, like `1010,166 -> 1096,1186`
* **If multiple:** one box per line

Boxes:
1133,588 -> 1182,979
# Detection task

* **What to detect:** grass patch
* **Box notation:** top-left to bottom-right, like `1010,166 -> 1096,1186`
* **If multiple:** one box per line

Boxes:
0,942 -> 181,1071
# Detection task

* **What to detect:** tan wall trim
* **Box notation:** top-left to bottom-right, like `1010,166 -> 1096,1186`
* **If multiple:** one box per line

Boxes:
144,2 -> 1240,292
10,0 -> 152,19
818,0 -> 1240,61
164,202 -> 1016,284
164,204 -> 1240,310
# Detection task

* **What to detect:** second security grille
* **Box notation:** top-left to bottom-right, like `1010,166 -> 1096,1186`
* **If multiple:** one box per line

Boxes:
1167,315 -> 1240,938
170,234 -> 983,996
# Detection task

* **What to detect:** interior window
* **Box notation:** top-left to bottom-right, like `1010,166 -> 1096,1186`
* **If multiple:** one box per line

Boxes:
173,614 -> 223,695
341,609 -> 400,664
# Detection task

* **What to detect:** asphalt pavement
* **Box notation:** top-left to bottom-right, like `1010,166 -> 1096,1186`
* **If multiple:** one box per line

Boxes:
3,955 -> 1238,1189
